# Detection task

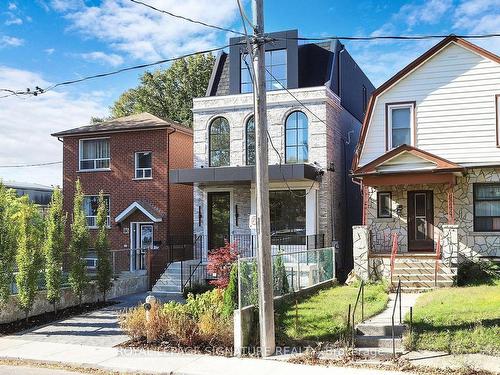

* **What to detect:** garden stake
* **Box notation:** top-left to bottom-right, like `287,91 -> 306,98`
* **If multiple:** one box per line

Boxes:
295,297 -> 299,334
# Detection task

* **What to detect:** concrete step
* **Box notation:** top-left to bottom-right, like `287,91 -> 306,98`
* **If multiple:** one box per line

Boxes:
394,274 -> 454,282
354,335 -> 403,349
152,285 -> 181,293
394,280 -> 453,288
356,324 -> 406,337
393,267 -> 455,275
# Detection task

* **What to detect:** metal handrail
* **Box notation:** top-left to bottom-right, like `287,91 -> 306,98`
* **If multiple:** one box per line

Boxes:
389,233 -> 399,284
391,278 -> 402,359
435,233 -> 442,286
183,260 -> 203,290
351,280 -> 365,351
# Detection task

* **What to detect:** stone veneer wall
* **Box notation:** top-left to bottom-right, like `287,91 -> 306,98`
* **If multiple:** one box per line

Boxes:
191,87 -> 362,251
365,167 -> 500,259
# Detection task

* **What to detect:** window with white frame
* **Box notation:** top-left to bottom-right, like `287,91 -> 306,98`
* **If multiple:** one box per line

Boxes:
79,138 -> 110,171
135,152 -> 152,179
388,103 -> 414,149
83,195 -> 110,228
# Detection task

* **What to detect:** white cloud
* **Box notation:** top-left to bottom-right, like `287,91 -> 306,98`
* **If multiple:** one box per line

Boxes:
0,35 -> 24,47
0,66 -> 107,186
44,47 -> 55,55
8,3 -> 17,11
52,0 -> 240,61
79,51 -> 124,67
5,17 -> 23,26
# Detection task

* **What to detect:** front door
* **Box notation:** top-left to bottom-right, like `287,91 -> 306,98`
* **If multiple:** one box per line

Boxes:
408,191 -> 434,251
207,192 -> 230,252
130,223 -> 153,271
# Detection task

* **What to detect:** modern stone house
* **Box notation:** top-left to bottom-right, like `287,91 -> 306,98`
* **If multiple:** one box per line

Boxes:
52,113 -> 194,287
351,36 -> 500,290
170,29 -> 374,279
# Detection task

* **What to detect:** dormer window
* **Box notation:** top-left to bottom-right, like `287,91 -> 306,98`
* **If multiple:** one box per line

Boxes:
387,102 -> 415,150
241,49 -> 287,93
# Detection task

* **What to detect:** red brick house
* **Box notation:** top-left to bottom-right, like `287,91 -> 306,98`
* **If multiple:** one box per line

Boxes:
52,113 -> 193,280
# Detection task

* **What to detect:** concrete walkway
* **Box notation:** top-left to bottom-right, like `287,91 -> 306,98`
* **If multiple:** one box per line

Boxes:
7,292 -> 184,348
364,293 -> 419,325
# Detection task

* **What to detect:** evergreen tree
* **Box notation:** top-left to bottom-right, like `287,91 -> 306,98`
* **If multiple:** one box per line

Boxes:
43,187 -> 66,313
15,198 -> 44,318
222,264 -> 238,317
273,251 -> 290,295
0,183 -> 19,304
95,191 -> 112,302
69,179 -> 89,305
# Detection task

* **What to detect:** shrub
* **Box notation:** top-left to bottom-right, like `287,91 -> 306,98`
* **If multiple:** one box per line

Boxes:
207,241 -> 238,289
222,264 -> 238,317
182,283 -> 214,299
457,259 -> 499,286
120,289 -> 233,349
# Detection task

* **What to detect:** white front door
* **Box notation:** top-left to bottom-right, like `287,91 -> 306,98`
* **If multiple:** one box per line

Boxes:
130,223 -> 153,271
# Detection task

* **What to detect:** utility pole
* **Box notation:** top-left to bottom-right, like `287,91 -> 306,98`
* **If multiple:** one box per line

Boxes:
251,0 -> 275,357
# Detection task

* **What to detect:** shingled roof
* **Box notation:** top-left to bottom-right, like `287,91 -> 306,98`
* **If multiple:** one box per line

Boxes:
51,112 -> 192,137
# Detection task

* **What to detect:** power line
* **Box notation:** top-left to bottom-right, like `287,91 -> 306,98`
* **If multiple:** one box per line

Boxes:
0,161 -> 62,168
273,33 -> 500,42
129,0 -> 245,36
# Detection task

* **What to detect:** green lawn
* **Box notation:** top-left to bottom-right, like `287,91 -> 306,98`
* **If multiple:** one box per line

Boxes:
407,280 -> 500,355
276,282 -> 389,344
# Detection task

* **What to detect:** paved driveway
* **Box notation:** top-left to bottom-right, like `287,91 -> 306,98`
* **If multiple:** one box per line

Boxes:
7,292 -> 183,348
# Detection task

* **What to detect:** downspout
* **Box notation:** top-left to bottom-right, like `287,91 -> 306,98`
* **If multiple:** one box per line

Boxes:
166,127 -> 177,244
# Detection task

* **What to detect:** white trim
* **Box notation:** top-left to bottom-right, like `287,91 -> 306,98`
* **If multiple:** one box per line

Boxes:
134,151 -> 153,180
115,201 -> 162,223
387,103 -> 415,149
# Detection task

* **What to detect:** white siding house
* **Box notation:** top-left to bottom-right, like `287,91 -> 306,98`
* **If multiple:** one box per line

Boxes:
351,36 -> 500,290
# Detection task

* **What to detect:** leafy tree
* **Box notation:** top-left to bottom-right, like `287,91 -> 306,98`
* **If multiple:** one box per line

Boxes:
207,241 -> 238,289
0,184 -> 19,304
110,54 -> 215,126
43,187 -> 66,313
95,191 -> 112,301
273,251 -> 289,295
69,179 -> 89,305
15,197 -> 44,318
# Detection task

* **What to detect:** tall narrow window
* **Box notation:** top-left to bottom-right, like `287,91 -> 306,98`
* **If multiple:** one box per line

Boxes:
285,111 -> 308,164
209,117 -> 230,167
362,85 -> 367,113
377,192 -> 392,218
496,94 -> 500,146
79,138 -> 110,171
246,116 -> 255,165
135,152 -> 152,179
388,103 -> 414,149
241,49 -> 287,93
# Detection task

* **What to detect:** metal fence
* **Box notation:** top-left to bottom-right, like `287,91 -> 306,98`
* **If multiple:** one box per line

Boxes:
237,247 -> 335,309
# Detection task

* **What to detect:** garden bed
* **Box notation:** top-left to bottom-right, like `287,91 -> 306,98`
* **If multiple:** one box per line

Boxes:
275,282 -> 389,345
406,281 -> 500,355
0,300 -> 117,336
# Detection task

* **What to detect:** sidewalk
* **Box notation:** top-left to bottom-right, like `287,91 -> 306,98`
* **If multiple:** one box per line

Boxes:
363,293 -> 419,325
0,337 -> 409,375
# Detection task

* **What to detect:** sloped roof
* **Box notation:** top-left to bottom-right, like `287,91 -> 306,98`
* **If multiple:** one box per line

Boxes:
52,112 -> 192,137
114,200 -> 162,223
353,144 -> 465,176
352,35 -> 500,171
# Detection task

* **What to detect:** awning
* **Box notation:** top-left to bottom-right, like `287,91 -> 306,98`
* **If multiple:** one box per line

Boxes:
115,201 -> 162,223
169,164 -> 322,185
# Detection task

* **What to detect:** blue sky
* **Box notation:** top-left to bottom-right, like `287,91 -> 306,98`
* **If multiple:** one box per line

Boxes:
0,0 -> 499,185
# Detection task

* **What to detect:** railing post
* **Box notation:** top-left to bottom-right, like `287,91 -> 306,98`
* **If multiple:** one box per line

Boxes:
112,251 -> 116,276
399,279 -> 402,324
361,282 -> 364,322
409,306 -> 413,336
347,303 -> 352,346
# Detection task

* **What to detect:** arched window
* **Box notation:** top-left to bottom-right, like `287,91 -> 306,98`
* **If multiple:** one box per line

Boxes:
285,111 -> 308,163
245,116 -> 255,165
209,117 -> 230,167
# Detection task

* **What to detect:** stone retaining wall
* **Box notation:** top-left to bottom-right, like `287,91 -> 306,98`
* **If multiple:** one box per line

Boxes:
0,274 -> 148,324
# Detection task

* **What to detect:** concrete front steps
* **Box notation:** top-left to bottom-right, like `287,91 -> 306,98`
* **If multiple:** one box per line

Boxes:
152,262 -> 183,293
392,257 -> 456,292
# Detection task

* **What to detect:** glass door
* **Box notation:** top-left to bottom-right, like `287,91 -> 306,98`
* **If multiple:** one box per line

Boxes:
207,192 -> 230,252
408,191 -> 434,251
130,223 -> 153,271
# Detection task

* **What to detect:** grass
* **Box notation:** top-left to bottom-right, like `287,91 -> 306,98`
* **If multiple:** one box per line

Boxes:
275,282 -> 389,344
406,280 -> 500,355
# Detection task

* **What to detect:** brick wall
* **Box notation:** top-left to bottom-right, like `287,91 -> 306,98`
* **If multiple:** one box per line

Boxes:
61,127 -> 193,251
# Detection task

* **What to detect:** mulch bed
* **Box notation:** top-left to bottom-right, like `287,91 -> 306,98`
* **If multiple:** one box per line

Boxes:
0,300 -> 118,336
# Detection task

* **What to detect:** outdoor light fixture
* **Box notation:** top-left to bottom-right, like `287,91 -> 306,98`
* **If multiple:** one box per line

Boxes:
235,204 -> 239,226
396,204 -> 403,215
198,206 -> 202,226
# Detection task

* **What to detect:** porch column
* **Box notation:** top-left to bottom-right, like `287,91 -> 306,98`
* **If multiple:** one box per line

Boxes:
353,225 -> 369,281
442,224 -> 458,267
447,184 -> 455,224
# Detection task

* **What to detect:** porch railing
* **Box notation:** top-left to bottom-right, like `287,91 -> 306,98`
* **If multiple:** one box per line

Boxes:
389,233 -> 399,284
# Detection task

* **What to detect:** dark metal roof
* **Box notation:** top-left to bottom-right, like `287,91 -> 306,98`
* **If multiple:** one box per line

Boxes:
169,164 -> 322,185
52,112 -> 192,138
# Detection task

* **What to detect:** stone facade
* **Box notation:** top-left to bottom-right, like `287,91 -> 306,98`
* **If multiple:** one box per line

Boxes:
365,168 -> 500,259
192,86 -> 361,258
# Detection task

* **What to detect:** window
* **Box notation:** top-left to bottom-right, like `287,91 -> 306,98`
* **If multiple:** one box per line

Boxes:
362,85 -> 368,113
245,116 -> 255,165
387,103 -> 414,149
241,49 -> 287,93
285,111 -> 308,164
79,138 -> 110,171
474,184 -> 500,231
83,195 -> 110,228
269,190 -> 306,236
135,152 -> 152,179
496,94 -> 500,146
209,117 -> 230,167
377,192 -> 392,218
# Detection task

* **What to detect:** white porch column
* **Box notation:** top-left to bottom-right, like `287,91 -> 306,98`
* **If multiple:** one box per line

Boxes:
353,225 -> 370,281
442,224 -> 459,267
